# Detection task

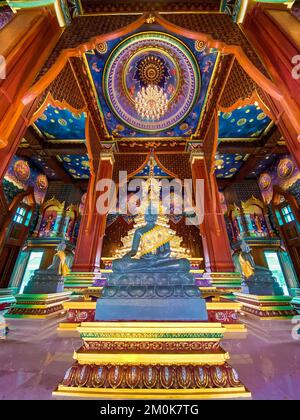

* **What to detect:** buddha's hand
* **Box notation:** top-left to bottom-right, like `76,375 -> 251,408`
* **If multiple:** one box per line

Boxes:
158,249 -> 169,258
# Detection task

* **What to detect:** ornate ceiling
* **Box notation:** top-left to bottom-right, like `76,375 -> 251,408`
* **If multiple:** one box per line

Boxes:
57,154 -> 90,179
10,7 -> 287,186
215,153 -> 249,179
85,29 -> 218,139
219,104 -> 272,142
34,104 -> 86,142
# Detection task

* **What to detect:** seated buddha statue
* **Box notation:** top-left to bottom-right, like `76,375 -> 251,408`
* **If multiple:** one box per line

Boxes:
112,211 -> 190,273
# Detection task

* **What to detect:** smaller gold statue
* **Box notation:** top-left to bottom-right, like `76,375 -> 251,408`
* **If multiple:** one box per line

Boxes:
239,240 -> 255,279
48,241 -> 70,277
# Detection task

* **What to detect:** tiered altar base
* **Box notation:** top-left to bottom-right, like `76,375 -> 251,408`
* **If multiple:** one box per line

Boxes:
53,321 -> 251,399
4,316 -> 65,341
5,292 -> 71,319
0,288 -> 16,312
292,298 -> 300,314
58,300 -> 97,331
291,289 -> 300,314
57,301 -> 246,335
59,266 -> 245,334
64,272 -> 106,296
235,293 -> 297,320
207,301 -> 246,334
196,272 -> 245,334
61,272 -> 106,328
203,272 -> 242,296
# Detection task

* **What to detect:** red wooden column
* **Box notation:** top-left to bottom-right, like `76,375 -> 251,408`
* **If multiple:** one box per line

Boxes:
0,9 -> 61,181
72,153 -> 114,273
243,4 -> 300,168
190,152 -> 235,273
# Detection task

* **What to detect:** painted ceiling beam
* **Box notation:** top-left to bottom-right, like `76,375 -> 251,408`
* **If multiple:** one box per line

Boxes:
234,152 -> 266,182
16,147 -> 74,184
218,142 -> 263,153
20,127 -> 78,183
42,144 -> 87,156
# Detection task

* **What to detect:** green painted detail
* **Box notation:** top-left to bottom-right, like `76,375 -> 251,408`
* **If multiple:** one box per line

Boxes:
64,279 -> 94,283
15,294 -> 51,299
7,0 -> 54,8
211,272 -> 241,276
81,332 -> 224,339
237,294 -> 292,302
292,298 -> 300,305
220,294 -> 236,301
258,296 -> 292,302
212,283 -> 241,286
64,282 -> 93,287
260,305 -> 294,311
0,297 -> 16,304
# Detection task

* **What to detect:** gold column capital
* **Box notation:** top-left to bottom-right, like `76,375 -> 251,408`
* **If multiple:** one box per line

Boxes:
99,141 -> 118,165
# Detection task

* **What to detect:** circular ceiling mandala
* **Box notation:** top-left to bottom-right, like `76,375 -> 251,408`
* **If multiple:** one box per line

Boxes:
103,32 -> 200,134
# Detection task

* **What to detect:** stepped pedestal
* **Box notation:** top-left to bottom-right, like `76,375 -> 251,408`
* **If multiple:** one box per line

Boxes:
5,293 -> 71,319
235,293 -> 297,320
56,301 -> 246,334
59,271 -> 106,331
5,316 -> 67,341
195,272 -> 245,335
64,272 -> 106,296
0,288 -> 16,312
58,300 -> 98,331
54,321 -> 251,399
202,272 -> 242,297
95,271 -> 208,322
291,289 -> 300,314
207,301 -> 246,335
54,258 -> 250,399
6,260 -> 71,319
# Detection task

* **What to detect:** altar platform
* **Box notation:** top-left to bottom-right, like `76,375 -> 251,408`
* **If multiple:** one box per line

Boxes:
0,316 -> 299,400
235,293 -> 297,320
54,321 -> 250,399
0,288 -> 16,312
57,300 -> 246,335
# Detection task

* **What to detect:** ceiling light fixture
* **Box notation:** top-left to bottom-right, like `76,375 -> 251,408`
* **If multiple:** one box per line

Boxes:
135,85 -> 169,121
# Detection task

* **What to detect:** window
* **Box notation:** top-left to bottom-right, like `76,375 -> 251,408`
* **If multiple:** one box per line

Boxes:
281,205 -> 295,224
276,205 -> 295,226
24,211 -> 32,227
264,251 -> 289,296
20,251 -> 44,294
13,207 -> 26,224
276,210 -> 284,226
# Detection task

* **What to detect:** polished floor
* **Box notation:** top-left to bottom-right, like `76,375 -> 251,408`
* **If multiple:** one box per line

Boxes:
0,312 -> 300,400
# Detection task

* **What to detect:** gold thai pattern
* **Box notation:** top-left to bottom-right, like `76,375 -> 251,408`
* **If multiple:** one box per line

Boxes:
139,225 -> 173,256
60,362 -> 243,390
82,341 -> 221,352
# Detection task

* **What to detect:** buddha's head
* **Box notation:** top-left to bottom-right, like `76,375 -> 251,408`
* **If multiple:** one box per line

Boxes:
240,240 -> 251,253
56,240 -> 67,252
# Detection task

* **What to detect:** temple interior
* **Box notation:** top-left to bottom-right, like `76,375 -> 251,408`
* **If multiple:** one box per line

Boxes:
0,0 -> 300,401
